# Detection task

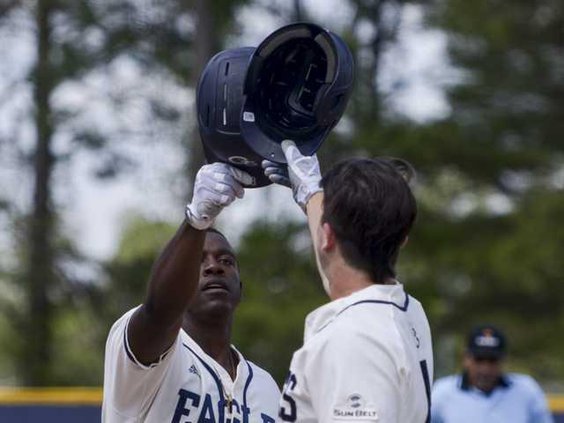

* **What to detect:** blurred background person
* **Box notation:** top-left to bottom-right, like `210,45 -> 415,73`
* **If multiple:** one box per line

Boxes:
431,325 -> 553,423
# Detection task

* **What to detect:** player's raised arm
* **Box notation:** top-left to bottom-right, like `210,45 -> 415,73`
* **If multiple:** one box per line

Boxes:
127,163 -> 253,365
262,140 -> 328,283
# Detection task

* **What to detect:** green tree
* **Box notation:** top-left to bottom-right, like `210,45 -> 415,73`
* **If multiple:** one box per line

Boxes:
0,0 -> 108,386
233,222 -> 325,384
401,0 -> 564,380
0,0 -> 253,385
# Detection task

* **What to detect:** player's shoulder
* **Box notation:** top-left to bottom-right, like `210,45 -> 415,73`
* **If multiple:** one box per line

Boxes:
107,306 -> 140,338
246,360 -> 280,392
331,294 -> 417,340
407,294 -> 425,312
312,310 -> 401,361
335,296 -> 402,326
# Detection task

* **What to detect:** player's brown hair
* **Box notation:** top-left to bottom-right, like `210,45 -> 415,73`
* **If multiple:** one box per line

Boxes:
321,157 -> 417,283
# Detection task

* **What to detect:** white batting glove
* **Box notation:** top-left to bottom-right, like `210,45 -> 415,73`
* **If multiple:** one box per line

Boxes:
186,163 -> 254,230
262,140 -> 322,210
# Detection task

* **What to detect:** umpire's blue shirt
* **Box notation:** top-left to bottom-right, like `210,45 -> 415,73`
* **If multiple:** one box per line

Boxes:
431,372 -> 553,423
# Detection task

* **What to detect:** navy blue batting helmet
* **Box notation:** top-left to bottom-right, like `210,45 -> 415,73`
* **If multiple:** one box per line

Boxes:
196,23 -> 354,187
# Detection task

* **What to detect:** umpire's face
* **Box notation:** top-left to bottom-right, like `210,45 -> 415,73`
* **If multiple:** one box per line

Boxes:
464,353 -> 503,393
188,232 -> 242,316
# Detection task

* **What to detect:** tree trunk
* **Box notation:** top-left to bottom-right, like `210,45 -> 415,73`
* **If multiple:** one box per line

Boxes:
186,0 -> 219,192
23,0 -> 56,386
293,0 -> 303,21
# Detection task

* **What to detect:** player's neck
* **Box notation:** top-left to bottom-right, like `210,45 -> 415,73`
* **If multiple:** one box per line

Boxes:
183,314 -> 233,354
326,259 -> 393,300
185,320 -> 238,380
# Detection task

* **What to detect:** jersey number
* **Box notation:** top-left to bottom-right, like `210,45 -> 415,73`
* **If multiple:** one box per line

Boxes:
279,372 -> 297,422
420,360 -> 431,423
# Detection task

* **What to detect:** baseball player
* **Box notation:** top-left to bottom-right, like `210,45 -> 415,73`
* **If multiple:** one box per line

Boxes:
264,141 -> 434,422
102,163 -> 280,422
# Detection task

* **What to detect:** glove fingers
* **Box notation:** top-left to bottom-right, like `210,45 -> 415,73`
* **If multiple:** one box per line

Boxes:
216,175 -> 245,199
281,140 -> 298,156
228,166 -> 255,187
261,159 -> 277,169
281,140 -> 304,165
280,140 -> 320,180
263,165 -> 287,178
262,160 -> 291,188
200,182 -> 240,204
187,163 -> 247,230
201,169 -> 245,199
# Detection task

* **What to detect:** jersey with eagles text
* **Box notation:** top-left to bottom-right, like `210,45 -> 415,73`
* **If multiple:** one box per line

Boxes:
103,307 -> 280,423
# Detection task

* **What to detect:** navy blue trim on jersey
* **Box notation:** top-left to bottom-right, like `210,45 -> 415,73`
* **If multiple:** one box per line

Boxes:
420,360 -> 431,423
123,326 -> 138,364
339,292 -> 410,315
182,343 -> 225,403
243,360 -> 254,407
315,293 -> 410,334
123,318 -> 170,368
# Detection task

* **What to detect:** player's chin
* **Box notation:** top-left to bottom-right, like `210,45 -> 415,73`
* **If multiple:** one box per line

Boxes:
198,296 -> 238,315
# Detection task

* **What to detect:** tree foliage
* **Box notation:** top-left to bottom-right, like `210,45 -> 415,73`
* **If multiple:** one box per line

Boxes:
409,0 -> 564,380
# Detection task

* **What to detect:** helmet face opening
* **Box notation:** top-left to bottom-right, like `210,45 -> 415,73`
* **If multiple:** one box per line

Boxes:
255,38 -> 329,140
241,23 -> 354,163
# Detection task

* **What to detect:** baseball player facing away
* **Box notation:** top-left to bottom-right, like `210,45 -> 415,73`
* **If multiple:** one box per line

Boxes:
102,163 -> 280,423
263,141 -> 434,423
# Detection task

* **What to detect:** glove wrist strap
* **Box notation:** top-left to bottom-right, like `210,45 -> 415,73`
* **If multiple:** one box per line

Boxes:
185,204 -> 213,230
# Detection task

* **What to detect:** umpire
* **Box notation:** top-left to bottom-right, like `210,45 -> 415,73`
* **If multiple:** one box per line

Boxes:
431,325 -> 553,423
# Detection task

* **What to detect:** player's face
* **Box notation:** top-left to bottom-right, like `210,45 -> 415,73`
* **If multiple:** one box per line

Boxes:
464,353 -> 503,393
188,232 -> 242,315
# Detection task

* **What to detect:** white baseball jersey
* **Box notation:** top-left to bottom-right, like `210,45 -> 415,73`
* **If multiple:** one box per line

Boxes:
278,283 -> 433,423
103,307 -> 280,423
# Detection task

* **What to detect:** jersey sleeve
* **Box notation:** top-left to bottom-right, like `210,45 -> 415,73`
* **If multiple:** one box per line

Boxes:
102,307 -> 180,420
249,363 -> 282,421
304,327 -> 403,423
523,376 -> 554,423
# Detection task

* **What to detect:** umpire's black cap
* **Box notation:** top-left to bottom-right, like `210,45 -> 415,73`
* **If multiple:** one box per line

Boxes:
466,325 -> 507,359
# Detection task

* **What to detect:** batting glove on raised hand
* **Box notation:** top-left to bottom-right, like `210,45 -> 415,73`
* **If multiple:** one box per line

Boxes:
186,163 -> 254,230
262,140 -> 322,211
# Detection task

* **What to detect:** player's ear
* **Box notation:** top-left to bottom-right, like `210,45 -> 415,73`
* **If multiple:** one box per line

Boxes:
320,222 -> 336,252
401,236 -> 409,248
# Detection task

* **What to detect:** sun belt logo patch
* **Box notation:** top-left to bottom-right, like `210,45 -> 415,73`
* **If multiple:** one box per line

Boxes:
333,394 -> 379,420
349,394 -> 362,408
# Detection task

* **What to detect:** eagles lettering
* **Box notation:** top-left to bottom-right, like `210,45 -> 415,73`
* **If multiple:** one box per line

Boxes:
172,389 -> 273,423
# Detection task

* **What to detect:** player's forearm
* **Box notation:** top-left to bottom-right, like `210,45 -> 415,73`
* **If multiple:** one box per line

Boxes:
305,192 -> 334,296
128,220 -> 205,364
305,192 -> 324,248
144,220 -> 205,324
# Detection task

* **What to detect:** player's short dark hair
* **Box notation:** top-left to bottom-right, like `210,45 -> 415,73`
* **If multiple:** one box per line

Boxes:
206,227 -> 228,242
321,157 -> 417,283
